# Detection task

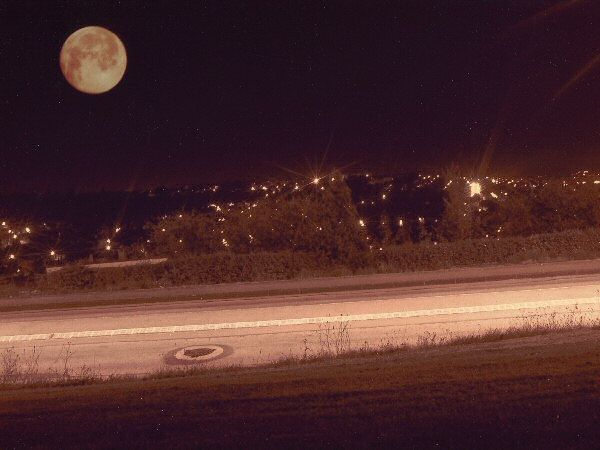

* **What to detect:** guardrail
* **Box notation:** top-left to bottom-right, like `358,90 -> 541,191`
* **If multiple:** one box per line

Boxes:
46,258 -> 167,274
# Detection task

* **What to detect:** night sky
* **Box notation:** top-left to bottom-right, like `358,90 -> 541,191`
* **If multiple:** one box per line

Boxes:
3,0 -> 600,193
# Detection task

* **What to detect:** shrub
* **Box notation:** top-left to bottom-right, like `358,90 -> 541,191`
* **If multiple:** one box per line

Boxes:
34,227 -> 600,293
379,227 -> 600,272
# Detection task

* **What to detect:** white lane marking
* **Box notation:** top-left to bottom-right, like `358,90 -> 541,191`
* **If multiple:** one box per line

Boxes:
1,296 -> 598,343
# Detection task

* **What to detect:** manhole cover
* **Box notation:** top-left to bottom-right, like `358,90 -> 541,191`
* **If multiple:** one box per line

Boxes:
164,344 -> 231,365
184,348 -> 214,358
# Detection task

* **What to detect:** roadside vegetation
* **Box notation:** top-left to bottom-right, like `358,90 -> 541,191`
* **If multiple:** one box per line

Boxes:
2,320 -> 600,448
4,167 -> 600,294
3,305 -> 598,390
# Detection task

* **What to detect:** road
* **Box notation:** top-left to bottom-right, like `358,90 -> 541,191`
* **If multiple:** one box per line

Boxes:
2,271 -> 600,376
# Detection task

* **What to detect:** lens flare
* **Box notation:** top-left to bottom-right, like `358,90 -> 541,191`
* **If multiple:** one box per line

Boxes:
506,0 -> 585,37
552,53 -> 600,102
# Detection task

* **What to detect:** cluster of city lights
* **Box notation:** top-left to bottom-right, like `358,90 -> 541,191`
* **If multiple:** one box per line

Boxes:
5,170 -> 600,270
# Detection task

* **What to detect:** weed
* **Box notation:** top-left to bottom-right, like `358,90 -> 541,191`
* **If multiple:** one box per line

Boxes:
1,347 -> 21,384
60,342 -> 73,379
2,304 -> 599,390
0,346 -> 41,385
317,319 -> 351,357
302,337 -> 311,360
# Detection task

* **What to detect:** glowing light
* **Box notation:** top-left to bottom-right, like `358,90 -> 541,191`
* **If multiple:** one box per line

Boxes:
161,228 -> 166,232
25,227 -> 31,233
50,250 -> 55,256
359,219 -> 365,227
469,181 -> 481,197
105,245 -> 111,250
9,254 -> 15,259
115,227 -> 121,233
398,219 -> 403,226
313,177 -> 320,185
490,192 -> 498,198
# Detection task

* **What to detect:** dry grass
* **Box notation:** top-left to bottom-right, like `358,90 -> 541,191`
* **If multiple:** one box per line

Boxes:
269,304 -> 600,367
2,305 -> 599,390
441,305 -> 600,346
2,329 -> 600,448
0,342 -> 104,389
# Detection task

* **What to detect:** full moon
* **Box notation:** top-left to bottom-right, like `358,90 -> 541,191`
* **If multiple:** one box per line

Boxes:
60,26 -> 127,94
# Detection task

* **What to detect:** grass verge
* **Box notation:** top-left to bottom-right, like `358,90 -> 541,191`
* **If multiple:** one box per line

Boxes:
2,305 -> 598,390
2,329 -> 600,448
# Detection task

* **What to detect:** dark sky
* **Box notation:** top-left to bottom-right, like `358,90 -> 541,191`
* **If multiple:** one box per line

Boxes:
3,0 -> 600,193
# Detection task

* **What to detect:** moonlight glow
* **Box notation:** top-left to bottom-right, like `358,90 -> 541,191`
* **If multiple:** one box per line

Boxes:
60,26 -> 127,94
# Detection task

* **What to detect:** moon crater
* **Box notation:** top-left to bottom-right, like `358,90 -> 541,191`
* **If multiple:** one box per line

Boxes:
60,26 -> 127,94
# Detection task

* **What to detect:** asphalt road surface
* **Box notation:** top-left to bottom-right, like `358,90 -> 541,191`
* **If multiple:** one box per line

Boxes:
2,269 -> 600,376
